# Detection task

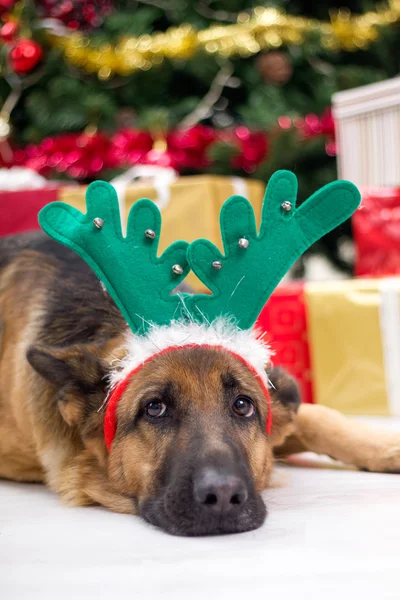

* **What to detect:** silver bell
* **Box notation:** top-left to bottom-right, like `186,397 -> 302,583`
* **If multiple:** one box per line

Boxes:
238,238 -> 249,249
93,217 -> 104,229
172,264 -> 184,275
212,260 -> 223,270
281,201 -> 292,212
145,229 -> 156,239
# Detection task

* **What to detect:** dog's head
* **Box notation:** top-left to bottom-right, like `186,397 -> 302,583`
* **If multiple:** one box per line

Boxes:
28,339 -> 299,536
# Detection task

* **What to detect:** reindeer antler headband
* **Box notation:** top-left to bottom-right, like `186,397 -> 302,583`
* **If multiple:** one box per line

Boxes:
39,170 -> 361,447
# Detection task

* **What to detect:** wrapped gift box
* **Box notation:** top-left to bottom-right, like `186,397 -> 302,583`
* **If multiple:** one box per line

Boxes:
259,278 -> 400,415
256,284 -> 313,404
333,77 -> 400,187
353,186 -> 400,277
306,278 -> 400,416
0,187 -> 59,237
0,175 -> 265,291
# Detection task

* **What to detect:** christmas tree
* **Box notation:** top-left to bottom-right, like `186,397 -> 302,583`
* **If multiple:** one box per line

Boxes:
0,0 -> 399,271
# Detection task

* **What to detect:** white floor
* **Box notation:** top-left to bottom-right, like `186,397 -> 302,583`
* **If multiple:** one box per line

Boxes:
1,418 -> 400,600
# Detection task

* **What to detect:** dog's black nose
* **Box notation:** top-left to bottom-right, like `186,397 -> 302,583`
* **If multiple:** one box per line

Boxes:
193,467 -> 248,515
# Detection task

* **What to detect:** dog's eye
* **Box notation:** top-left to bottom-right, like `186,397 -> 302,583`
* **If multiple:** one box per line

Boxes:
145,401 -> 168,419
232,396 -> 255,418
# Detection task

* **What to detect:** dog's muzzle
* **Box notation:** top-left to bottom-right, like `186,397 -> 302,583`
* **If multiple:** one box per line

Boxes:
140,443 -> 267,536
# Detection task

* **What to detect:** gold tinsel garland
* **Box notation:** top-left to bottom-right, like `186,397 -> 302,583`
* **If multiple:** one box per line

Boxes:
48,4 -> 400,80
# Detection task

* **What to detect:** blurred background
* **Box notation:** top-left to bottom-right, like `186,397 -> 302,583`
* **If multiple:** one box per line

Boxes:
1,0 -> 400,416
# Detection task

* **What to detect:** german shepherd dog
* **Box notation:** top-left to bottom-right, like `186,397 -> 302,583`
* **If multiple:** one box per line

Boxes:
1,232 -> 400,536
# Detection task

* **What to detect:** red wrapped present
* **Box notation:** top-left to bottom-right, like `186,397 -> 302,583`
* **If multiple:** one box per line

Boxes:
353,187 -> 400,277
256,283 -> 313,404
0,188 -> 59,237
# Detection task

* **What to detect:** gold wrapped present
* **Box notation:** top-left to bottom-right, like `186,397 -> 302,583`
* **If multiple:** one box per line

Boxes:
305,278 -> 400,416
60,175 -> 265,290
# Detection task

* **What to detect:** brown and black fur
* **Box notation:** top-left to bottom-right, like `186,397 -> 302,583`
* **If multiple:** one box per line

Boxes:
1,233 -> 400,536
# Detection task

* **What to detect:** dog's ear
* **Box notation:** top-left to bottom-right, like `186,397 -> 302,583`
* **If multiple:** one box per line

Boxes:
27,343 -> 107,392
269,365 -> 301,413
267,366 -> 301,447
27,343 -> 108,428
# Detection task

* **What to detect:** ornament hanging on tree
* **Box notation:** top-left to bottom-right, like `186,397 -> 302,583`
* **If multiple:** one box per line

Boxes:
0,20 -> 18,42
9,39 -> 43,74
256,51 -> 293,86
37,0 -> 113,30
0,0 -> 16,16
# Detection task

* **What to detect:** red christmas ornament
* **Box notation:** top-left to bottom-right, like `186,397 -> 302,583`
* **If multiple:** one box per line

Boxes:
10,39 -> 43,74
38,0 -> 113,30
0,21 -> 18,42
0,0 -> 16,16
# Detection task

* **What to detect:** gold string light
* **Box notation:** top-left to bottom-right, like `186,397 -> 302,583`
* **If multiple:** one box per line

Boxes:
47,4 -> 400,80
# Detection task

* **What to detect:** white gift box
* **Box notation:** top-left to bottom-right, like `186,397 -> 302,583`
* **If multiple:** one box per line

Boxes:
333,77 -> 400,187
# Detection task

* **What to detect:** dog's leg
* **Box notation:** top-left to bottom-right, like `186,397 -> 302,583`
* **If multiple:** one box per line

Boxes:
287,404 -> 400,473
0,458 -> 44,482
68,470 -> 138,515
49,451 -> 138,515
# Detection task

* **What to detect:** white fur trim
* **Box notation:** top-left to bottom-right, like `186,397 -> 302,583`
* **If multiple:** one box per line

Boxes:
109,318 -> 272,389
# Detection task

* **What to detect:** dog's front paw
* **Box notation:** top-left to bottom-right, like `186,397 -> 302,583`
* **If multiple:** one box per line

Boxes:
361,437 -> 400,474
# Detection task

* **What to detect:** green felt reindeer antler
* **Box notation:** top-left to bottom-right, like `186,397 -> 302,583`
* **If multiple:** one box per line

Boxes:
39,171 -> 361,336
186,170 -> 361,329
39,181 -> 190,334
